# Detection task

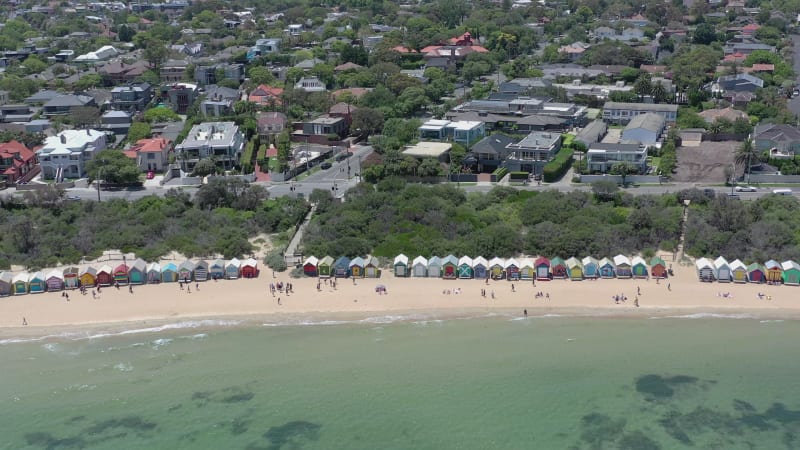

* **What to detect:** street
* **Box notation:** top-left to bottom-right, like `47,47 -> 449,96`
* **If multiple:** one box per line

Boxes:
787,34 -> 800,116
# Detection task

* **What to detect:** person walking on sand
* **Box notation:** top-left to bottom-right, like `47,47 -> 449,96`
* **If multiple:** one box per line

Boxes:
635,297 -> 639,307
491,290 -> 495,299
187,285 -> 191,293
92,290 -> 96,299
667,283 -> 671,291
22,317 -> 27,326
196,283 -> 199,291
511,284 -> 515,292
637,286 -> 641,295
277,297 -> 281,305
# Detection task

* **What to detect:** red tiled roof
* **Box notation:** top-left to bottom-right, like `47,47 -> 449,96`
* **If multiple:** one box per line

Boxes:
249,84 -> 284,104
130,137 -> 170,153
0,140 -> 35,164
751,63 -> 774,72
392,46 -> 417,53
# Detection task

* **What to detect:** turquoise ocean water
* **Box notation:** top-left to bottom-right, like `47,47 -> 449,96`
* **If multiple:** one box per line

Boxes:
2,313 -> 800,450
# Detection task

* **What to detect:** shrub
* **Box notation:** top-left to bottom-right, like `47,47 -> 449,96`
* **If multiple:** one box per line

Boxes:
542,147 -> 574,182
509,171 -> 528,180
492,167 -> 508,180
264,249 -> 287,272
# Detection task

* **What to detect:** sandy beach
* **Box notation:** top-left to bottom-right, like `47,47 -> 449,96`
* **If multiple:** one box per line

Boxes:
0,261 -> 798,338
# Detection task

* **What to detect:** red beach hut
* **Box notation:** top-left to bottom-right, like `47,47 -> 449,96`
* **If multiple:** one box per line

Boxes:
303,256 -> 319,276
535,257 -> 551,280
113,264 -> 129,285
96,265 -> 114,286
551,257 -> 568,279
241,258 -> 259,278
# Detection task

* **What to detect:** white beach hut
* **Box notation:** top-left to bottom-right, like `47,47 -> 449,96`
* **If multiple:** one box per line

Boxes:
582,256 -> 599,278
695,258 -> 716,281
0,271 -> 12,296
394,254 -> 409,277
473,256 -> 489,279
146,262 -> 161,283
412,256 -> 428,277
714,256 -> 731,282
427,256 -> 442,278
489,257 -> 505,279
613,255 -> 632,278
519,258 -> 534,280
226,258 -> 241,279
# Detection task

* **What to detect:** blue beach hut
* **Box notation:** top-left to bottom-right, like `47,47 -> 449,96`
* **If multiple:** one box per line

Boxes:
334,257 -> 351,278
599,258 -> 615,278
473,256 -> 489,279
226,258 -> 241,279
582,256 -> 599,278
162,263 -> 179,282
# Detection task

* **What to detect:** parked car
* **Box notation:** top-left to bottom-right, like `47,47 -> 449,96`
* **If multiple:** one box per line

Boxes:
320,162 -> 332,169
146,171 -> 155,180
735,185 -> 757,192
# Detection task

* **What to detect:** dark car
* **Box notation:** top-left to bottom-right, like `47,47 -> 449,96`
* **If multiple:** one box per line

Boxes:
320,162 -> 332,169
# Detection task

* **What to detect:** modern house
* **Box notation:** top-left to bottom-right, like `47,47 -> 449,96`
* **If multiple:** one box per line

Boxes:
101,111 -> 132,136
160,83 -> 200,114
247,38 -> 281,61
602,102 -> 678,125
712,73 -> 764,94
412,256 -> 428,277
200,85 -> 240,117
111,83 -> 153,112
174,121 -> 245,173
586,143 -> 648,174
504,131 -> 562,174
753,124 -> 800,156
37,129 -> 107,181
394,254 -> 409,277
418,120 -> 486,145
621,113 -> 665,145
42,94 -> 96,117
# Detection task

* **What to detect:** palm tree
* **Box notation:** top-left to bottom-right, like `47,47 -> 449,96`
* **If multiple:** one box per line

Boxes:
734,138 -> 760,184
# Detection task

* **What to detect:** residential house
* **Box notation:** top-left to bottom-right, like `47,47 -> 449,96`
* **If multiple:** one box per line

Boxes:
100,110 -> 132,136
194,63 -> 244,86
334,62 -> 363,72
0,140 -> 37,184
257,111 -> 287,143
503,131 -> 562,174
698,107 -> 749,124
200,85 -> 239,117
621,113 -> 665,145
174,121 -> 244,172
294,58 -> 325,71
753,124 -> 800,156
248,84 -> 283,107
160,59 -> 189,82
111,82 -> 152,112
712,73 -> 764,94
171,43 -> 203,57
24,89 -> 62,105
37,129 -> 107,180
586,143 -> 648,173
42,94 -> 96,117
575,120 -> 608,147
160,83 -> 199,114
602,102 -> 678,124
99,60 -> 151,84
247,38 -> 281,61
466,134 -> 517,172
300,115 -> 348,138
558,42 -> 590,61
74,45 -> 120,63
126,137 -> 171,172
294,76 -> 326,92
418,119 -> 486,145
594,27 -> 645,42
0,104 -> 35,123
723,41 -> 775,55
402,142 -> 452,163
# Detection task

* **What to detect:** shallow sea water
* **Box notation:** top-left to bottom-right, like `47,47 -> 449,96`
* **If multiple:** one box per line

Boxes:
2,314 -> 800,449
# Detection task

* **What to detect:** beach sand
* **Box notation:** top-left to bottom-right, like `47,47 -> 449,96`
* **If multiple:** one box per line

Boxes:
0,262 -> 796,336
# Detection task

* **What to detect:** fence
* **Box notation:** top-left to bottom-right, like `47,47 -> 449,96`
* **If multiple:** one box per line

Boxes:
747,174 -> 800,184
15,181 -> 75,191
577,174 -> 664,184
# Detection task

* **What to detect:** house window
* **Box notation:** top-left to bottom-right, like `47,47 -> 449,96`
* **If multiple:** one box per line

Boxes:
147,153 -> 155,159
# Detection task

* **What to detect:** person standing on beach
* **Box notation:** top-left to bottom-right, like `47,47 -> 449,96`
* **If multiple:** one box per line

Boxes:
523,309 -> 527,317
491,290 -> 495,299
22,317 -> 27,326
277,297 -> 281,305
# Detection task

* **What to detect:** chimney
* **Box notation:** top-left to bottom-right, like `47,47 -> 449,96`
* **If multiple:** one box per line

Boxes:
60,134 -> 66,144
86,129 -> 91,136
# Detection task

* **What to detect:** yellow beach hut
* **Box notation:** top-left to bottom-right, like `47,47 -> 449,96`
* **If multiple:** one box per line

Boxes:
730,259 -> 748,283
79,267 -> 97,287
566,257 -> 583,280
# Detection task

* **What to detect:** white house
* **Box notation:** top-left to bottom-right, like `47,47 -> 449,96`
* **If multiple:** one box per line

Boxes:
621,113 -> 665,145
174,122 -> 245,173
37,129 -> 107,181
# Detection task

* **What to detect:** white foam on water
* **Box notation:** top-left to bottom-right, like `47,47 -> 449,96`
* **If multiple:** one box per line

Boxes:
42,343 -> 59,353
151,338 -> 173,350
114,362 -> 133,372
652,313 -> 757,320
760,319 -> 785,323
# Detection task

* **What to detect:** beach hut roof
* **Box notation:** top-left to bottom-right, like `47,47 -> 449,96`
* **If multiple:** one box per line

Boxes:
45,269 -> 64,280
210,258 -> 225,268
695,258 -> 714,270
713,256 -> 729,268
394,254 -> 408,265
535,256 -> 550,266
582,256 -> 599,266
746,262 -> 764,271
489,257 -> 505,267
0,272 -> 12,283
442,255 -> 458,265
146,262 -> 161,272
13,272 -> 29,283
649,256 -> 665,266
81,266 -> 97,276
131,258 -> 147,271
599,257 -> 614,267
504,258 -> 519,268
196,259 -> 209,268
412,256 -> 428,266
565,257 -> 582,268
303,256 -> 319,266
472,256 -> 488,267
162,262 -> 178,272
98,264 -> 113,274
319,256 -> 334,265
350,256 -> 365,267
365,256 -> 379,266
334,256 -> 350,267
458,256 -> 473,266
428,256 -> 442,265
64,266 -> 80,275
613,255 -> 631,266
28,271 -> 44,281
765,259 -> 781,269
243,258 -> 258,268
227,258 -> 241,268
631,256 -> 646,266
519,258 -> 534,269
781,260 -> 800,271
551,256 -> 566,266
179,259 -> 196,271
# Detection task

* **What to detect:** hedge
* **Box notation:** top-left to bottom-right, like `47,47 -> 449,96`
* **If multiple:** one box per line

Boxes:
509,171 -> 528,180
240,137 -> 256,166
542,147 -> 574,182
561,133 -> 576,149
492,167 -> 508,180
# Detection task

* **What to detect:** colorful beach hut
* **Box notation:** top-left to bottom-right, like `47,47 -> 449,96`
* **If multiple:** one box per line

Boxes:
226,258 -> 241,279
535,257 -> 551,280
489,257 -> 505,280
64,267 -> 79,289
566,257 -> 583,280
765,260 -> 782,283
713,257 -> 731,282
650,257 -> 667,279
365,256 -> 380,278
695,258 -> 715,281
96,265 -> 114,286
0,272 -> 12,296
442,255 -> 458,279
195,260 -> 209,282
582,257 -> 599,279
349,257 -> 365,278
13,272 -> 28,295
162,262 -> 179,282
458,256 -> 474,279
179,260 -> 196,282
79,267 -> 97,287
730,259 -> 748,283
146,263 -> 161,283
318,256 -> 334,277
747,263 -> 765,283
210,259 -> 226,280
613,255 -> 632,278
472,256 -> 488,279
427,256 -> 442,278
113,264 -> 129,285
394,254 -> 409,277
242,258 -> 259,278
519,258 -> 535,280
551,257 -> 567,279
505,258 -> 520,280
334,256 -> 351,278
598,258 -> 615,278
45,269 -> 64,291
129,259 -> 147,285
303,256 -> 319,277
412,256 -> 428,277
28,272 -> 45,293
631,257 -> 648,278
781,261 -> 800,285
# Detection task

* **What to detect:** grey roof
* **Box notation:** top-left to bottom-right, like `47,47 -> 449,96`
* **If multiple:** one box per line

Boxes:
512,131 -> 560,149
102,110 -> 131,118
25,89 -> 61,103
624,113 -> 665,133
204,85 -> 240,101
588,142 -> 641,152
576,119 -> 608,144
754,124 -> 800,142
470,134 -> 516,155
44,94 -> 93,108
603,102 -> 678,113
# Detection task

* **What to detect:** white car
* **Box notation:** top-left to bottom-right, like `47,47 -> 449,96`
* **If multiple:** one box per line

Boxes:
735,185 -> 757,192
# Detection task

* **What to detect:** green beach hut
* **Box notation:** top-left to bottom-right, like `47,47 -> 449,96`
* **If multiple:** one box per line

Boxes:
781,261 -> 800,285
458,256 -> 474,279
631,256 -> 648,279
318,256 -> 334,277
129,258 -> 147,285
13,272 -> 28,295
394,254 -> 409,277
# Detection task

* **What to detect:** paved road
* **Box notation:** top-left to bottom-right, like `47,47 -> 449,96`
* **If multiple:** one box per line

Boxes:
788,34 -> 800,116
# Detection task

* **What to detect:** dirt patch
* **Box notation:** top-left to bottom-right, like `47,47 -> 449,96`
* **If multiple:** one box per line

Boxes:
673,141 -> 738,183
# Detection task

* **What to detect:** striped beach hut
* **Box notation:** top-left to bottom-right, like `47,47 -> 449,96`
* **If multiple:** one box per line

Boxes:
334,256 -> 351,278
349,257 -> 365,278
582,257 -> 599,279
210,259 -> 225,280
599,258 -> 615,278
730,259 -> 748,283
0,272 -> 12,296
179,260 -> 196,282
226,258 -> 241,279
442,255 -> 458,279
365,256 -> 380,278
747,263 -> 765,283
242,258 -> 259,278
765,260 -> 782,283
505,258 -> 520,280
146,262 -> 161,283
714,257 -> 731,283
613,255 -> 632,278
427,256 -> 442,278
64,267 -> 80,289
458,256 -> 474,279
489,257 -> 505,280
303,256 -> 319,276
161,262 -> 178,282
45,269 -> 64,292
781,261 -> 800,285
318,256 -> 334,277
195,260 -> 209,281
535,257 -> 551,280
473,256 -> 488,279
695,258 -> 715,281
519,258 -> 535,280
394,254 -> 409,277
113,264 -> 129,285
631,257 -> 648,279
650,257 -> 667,279
28,272 -> 46,293
566,257 -> 583,280
13,272 -> 29,295
79,267 -> 97,287
412,256 -> 428,277
96,265 -> 114,286
129,259 -> 147,285
551,257 -> 568,279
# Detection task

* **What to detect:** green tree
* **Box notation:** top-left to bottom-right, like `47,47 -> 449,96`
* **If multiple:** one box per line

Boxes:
142,38 -> 168,74
127,122 -> 151,143
591,180 -> 619,201
693,23 -> 718,45
351,107 -> 384,138
74,73 -> 102,91
611,162 -> 636,185
734,139 -> 760,183
247,66 -> 276,85
86,149 -> 141,184
143,107 -> 180,123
